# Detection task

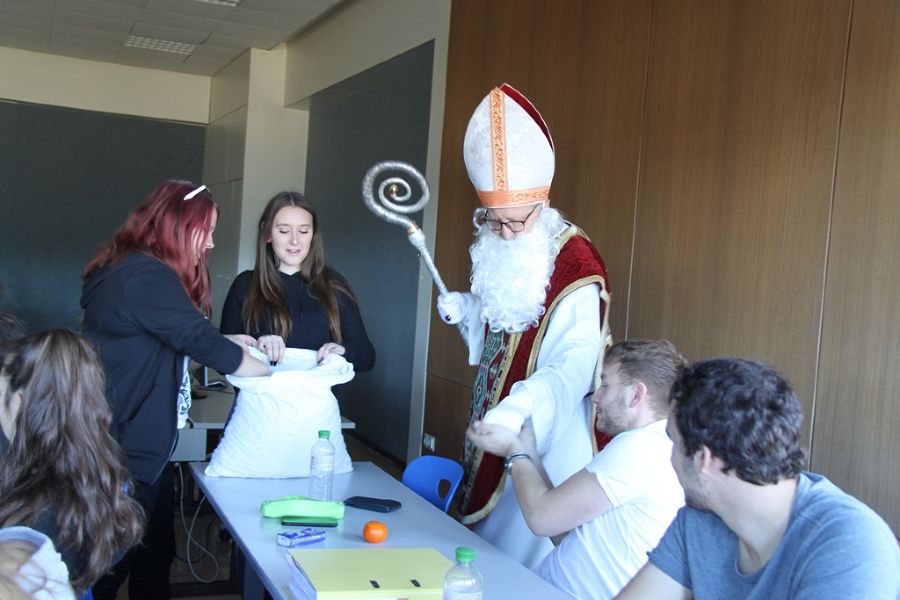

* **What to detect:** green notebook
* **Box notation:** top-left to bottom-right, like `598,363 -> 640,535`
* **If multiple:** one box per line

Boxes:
286,547 -> 452,600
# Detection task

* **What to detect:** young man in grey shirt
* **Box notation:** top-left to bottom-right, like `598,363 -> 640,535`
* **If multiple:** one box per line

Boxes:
616,358 -> 900,600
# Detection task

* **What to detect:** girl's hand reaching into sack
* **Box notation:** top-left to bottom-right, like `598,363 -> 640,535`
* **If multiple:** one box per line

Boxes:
225,334 -> 257,348
316,342 -> 345,364
258,335 -> 286,365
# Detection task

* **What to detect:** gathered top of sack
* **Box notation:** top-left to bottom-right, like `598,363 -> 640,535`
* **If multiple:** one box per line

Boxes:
227,347 -> 354,391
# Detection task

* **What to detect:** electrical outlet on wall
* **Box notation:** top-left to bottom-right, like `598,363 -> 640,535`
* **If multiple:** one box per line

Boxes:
422,433 -> 436,452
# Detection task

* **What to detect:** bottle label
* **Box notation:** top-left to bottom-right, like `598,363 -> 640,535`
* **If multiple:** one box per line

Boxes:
311,455 -> 335,471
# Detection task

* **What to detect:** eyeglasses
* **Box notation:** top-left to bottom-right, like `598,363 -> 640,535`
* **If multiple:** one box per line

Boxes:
477,204 -> 540,233
184,184 -> 207,201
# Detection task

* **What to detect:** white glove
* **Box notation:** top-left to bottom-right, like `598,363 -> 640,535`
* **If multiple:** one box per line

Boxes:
437,292 -> 470,325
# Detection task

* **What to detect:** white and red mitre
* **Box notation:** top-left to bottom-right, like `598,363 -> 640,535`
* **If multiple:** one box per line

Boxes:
463,83 -> 555,209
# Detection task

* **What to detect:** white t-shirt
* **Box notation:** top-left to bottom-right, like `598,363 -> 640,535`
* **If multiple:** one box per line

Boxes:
471,284 -> 601,568
535,419 -> 685,599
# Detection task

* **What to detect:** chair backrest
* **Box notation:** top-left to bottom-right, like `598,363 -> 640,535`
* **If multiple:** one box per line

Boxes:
401,455 -> 464,513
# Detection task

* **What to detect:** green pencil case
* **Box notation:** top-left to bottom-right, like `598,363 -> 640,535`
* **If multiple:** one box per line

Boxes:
260,495 -> 345,520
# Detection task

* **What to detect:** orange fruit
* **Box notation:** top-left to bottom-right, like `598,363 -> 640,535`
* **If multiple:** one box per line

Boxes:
362,520 -> 388,543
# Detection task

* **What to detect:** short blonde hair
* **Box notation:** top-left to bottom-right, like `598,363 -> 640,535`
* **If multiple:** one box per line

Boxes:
604,339 -> 687,416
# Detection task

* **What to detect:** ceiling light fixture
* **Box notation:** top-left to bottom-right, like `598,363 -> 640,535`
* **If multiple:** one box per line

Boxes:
189,0 -> 242,7
124,35 -> 197,55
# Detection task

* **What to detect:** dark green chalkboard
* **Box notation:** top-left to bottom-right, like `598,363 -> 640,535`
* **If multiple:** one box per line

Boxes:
304,41 -> 434,462
0,100 -> 205,331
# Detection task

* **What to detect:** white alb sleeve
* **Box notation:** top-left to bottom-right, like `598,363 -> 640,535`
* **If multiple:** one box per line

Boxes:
463,294 -> 484,365
482,284 -> 602,449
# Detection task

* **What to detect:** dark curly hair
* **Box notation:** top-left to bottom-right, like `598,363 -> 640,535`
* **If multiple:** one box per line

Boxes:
671,358 -> 807,485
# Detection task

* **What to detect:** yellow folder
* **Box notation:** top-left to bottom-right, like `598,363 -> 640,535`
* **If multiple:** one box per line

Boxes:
287,547 -> 452,600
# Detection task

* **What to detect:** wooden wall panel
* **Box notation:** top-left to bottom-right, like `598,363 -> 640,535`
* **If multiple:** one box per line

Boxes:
425,0 -> 651,455
628,0 -> 850,431
423,375 -> 473,462
425,0 -> 898,533
813,0 -> 900,533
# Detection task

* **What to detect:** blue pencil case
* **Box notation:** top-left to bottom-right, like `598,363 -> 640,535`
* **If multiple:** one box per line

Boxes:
276,528 -> 326,547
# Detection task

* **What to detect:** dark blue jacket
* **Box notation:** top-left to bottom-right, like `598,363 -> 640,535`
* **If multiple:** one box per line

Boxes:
81,253 -> 242,484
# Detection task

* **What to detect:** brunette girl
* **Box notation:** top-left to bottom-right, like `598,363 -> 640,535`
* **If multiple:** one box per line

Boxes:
220,191 -> 375,370
0,330 -> 143,596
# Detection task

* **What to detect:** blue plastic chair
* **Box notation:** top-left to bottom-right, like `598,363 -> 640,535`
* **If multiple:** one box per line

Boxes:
401,455 -> 464,513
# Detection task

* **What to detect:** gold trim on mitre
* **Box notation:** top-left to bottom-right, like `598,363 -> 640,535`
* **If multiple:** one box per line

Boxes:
476,186 -> 551,208
489,87 -> 508,194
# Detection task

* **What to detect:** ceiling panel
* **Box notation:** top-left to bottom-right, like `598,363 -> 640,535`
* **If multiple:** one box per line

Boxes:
214,20 -> 284,47
228,7 -> 300,30
145,0 -> 234,20
1,13 -> 52,32
0,0 -> 345,76
131,22 -> 210,44
53,10 -> 133,32
139,9 -> 219,32
0,1 -> 53,19
56,0 -> 144,20
52,23 -> 129,43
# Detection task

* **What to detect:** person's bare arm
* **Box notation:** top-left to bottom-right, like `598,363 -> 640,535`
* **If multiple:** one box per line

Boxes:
614,563 -> 692,600
467,420 -> 612,537
231,346 -> 270,377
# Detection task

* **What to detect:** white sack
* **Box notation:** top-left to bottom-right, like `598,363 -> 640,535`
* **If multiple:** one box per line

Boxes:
205,347 -> 354,478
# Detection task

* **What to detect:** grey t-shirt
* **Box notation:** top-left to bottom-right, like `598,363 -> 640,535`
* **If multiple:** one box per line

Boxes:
649,472 -> 900,599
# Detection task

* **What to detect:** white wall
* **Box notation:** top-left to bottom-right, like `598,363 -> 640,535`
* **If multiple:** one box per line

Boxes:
242,46 -> 308,270
204,45 -> 309,324
0,46 -> 209,123
284,0 -> 452,461
205,52 -> 250,324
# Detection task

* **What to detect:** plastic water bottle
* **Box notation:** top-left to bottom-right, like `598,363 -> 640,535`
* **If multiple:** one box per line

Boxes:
309,430 -> 335,501
443,546 -> 483,600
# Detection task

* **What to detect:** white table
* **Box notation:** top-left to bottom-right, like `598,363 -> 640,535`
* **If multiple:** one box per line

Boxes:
189,462 -> 569,599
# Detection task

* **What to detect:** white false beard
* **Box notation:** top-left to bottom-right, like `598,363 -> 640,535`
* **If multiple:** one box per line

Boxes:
469,207 -> 566,333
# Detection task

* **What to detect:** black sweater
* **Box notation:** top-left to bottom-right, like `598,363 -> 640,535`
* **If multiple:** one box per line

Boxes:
81,253 -> 243,485
220,270 -> 375,372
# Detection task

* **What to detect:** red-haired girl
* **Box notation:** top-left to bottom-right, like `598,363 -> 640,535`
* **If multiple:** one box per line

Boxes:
81,180 -> 269,599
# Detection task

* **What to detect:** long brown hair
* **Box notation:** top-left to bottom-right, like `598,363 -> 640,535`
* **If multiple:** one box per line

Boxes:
82,180 -> 218,315
0,330 -> 144,594
244,191 -> 355,342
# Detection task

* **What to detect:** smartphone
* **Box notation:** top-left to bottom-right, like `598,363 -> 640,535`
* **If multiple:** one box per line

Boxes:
281,516 -> 339,527
343,496 -> 402,513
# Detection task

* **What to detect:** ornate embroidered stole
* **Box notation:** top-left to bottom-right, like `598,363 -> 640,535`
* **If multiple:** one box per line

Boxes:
458,226 -> 611,524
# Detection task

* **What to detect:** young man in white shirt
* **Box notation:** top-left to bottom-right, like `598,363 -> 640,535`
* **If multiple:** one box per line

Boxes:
468,339 -> 687,599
